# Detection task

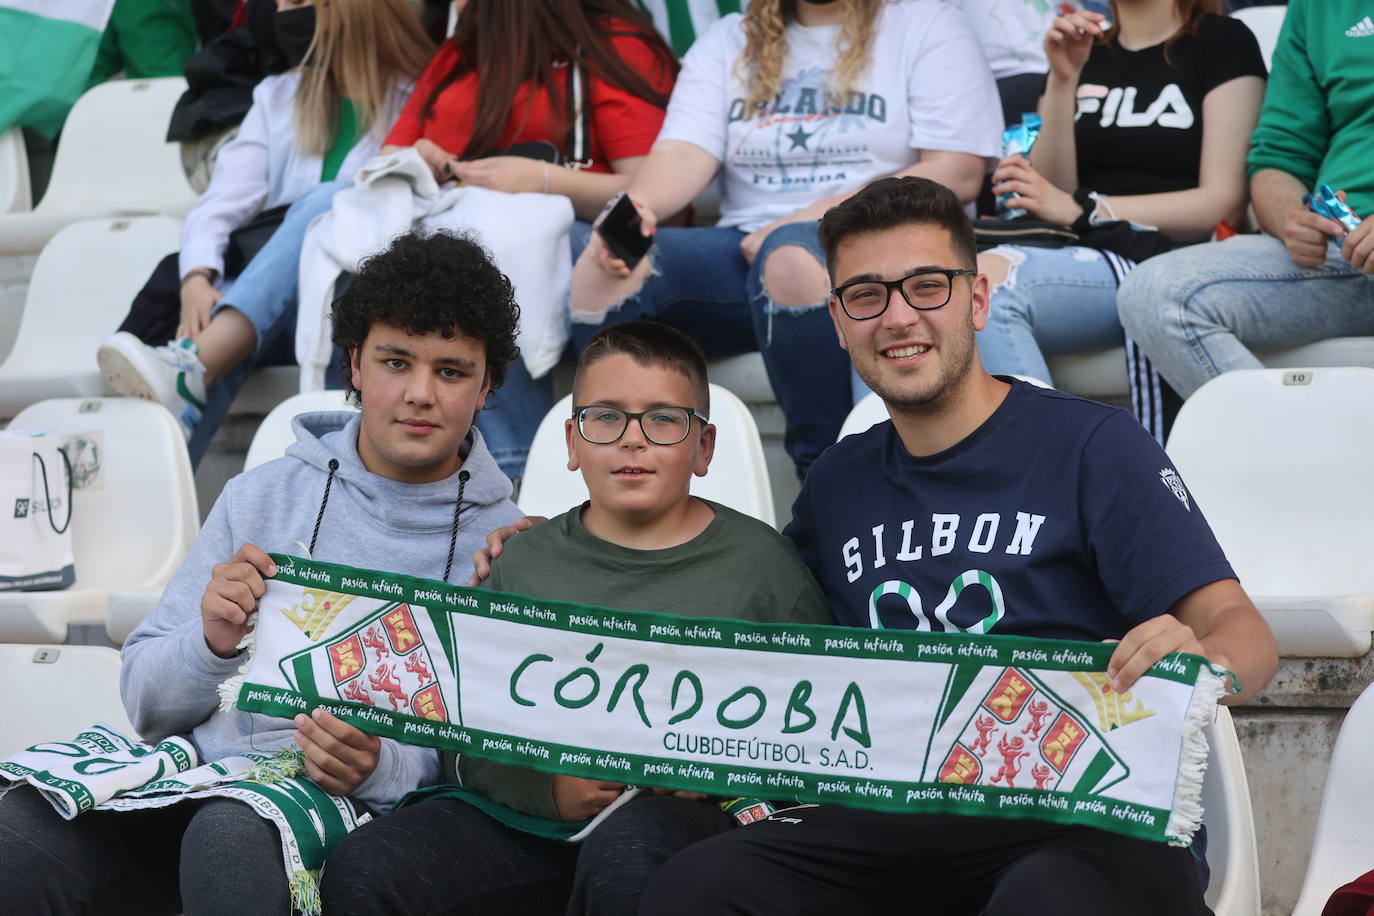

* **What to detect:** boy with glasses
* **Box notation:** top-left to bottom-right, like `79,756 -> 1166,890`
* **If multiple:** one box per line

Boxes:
320,320 -> 831,915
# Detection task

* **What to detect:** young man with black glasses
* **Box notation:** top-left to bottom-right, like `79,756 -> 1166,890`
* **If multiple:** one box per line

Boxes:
638,176 -> 1278,916
320,320 -> 831,915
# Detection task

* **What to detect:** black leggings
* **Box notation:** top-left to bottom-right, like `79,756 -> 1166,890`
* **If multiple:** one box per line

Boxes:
0,785 -> 290,915
320,793 -> 734,916
640,804 -> 1213,916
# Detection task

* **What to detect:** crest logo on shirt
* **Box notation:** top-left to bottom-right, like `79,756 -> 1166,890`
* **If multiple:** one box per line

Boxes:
1159,468 -> 1190,511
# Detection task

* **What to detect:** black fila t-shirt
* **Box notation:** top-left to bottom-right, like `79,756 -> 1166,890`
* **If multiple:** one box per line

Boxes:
786,379 -> 1236,642
1073,14 -> 1266,196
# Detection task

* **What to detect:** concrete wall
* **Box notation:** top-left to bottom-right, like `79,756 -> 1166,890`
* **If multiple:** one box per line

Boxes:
1236,654 -> 1373,915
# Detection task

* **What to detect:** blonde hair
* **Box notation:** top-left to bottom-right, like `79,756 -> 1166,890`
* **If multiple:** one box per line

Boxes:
293,0 -> 434,157
737,0 -> 882,114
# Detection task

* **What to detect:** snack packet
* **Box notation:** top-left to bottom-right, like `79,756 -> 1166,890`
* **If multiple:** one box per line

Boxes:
1303,183 -> 1362,234
997,113 -> 1042,219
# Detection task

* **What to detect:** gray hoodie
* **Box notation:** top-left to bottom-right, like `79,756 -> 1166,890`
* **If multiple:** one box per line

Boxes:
121,410 -> 523,811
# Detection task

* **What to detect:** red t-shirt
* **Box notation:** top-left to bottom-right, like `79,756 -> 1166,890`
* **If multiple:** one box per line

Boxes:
385,24 -> 673,174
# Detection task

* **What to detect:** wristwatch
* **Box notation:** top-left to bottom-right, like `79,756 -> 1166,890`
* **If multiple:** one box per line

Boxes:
181,267 -> 218,288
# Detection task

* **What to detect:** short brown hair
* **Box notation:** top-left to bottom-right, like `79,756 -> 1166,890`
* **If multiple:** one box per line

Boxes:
573,321 -> 710,415
818,176 -> 978,280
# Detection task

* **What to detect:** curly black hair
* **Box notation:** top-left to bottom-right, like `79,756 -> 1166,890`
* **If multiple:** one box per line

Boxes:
331,229 -> 521,405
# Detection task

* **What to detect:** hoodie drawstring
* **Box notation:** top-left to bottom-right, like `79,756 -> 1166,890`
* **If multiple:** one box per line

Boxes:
309,459 -> 339,557
308,461 -> 468,582
442,470 -> 470,583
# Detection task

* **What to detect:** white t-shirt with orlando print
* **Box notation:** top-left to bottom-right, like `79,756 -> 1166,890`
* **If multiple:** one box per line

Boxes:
657,0 -> 1003,232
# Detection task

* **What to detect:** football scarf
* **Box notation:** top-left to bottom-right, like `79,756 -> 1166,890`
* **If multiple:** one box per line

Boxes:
0,724 -> 364,915
226,555 -> 1234,847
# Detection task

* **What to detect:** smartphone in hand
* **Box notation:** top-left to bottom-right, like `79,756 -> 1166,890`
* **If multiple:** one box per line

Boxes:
596,193 -> 653,270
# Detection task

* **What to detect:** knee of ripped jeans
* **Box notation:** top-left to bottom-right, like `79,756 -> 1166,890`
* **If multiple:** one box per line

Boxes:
979,246 -> 1027,292
756,245 -> 830,346
760,243 -> 829,310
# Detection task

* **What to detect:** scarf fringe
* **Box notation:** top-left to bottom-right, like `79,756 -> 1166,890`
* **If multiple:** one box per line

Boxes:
244,749 -> 306,785
1163,666 -> 1231,845
289,869 -> 322,916
216,616 -> 259,714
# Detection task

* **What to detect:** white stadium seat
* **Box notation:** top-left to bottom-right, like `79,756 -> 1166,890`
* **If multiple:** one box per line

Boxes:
1290,685 -> 1374,916
0,644 -> 136,757
1232,5 -> 1287,71
1030,335 -> 1374,402
1167,368 -> 1374,656
0,78 -> 196,244
0,398 -> 198,643
0,216 -> 181,418
519,384 -> 775,527
707,353 -> 773,403
231,364 -> 307,417
244,389 -> 356,471
0,78 -> 197,254
1046,350 -> 1131,400
838,391 -> 888,441
0,126 -> 31,213
1204,706 -> 1263,916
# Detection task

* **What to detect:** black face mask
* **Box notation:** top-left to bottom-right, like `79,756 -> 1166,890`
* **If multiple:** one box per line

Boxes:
273,6 -> 317,68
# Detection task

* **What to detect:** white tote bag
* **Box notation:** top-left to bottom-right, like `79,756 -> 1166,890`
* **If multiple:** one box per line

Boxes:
0,431 -> 75,591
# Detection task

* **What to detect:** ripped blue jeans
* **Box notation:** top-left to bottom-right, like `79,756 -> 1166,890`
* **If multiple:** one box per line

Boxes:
976,244 -> 1127,384
570,221 -> 852,477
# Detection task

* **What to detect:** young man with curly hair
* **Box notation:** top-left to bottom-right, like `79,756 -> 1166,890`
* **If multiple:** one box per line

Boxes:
0,230 -> 524,915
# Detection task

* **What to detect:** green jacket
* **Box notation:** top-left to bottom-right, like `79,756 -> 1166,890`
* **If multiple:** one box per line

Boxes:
1247,0 -> 1374,216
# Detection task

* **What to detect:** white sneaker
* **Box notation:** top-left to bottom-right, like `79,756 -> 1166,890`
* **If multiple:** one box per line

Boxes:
97,332 -> 207,439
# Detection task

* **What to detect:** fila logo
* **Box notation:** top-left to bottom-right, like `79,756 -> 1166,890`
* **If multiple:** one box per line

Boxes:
1347,16 -> 1374,37
1075,83 -> 1194,129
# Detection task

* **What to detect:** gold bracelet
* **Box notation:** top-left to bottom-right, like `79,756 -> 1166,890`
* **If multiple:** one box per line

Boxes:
541,160 -> 550,194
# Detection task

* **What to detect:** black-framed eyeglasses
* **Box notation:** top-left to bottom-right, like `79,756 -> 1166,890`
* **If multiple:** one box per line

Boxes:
572,404 -> 709,446
832,267 -> 977,320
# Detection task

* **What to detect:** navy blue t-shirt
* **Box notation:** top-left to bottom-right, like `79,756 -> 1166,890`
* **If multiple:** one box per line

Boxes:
786,380 -> 1236,642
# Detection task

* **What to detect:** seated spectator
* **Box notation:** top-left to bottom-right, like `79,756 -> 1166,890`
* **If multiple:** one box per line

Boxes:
571,0 -> 1002,478
377,0 -> 677,482
950,0 -> 1056,126
1118,0 -> 1373,397
97,0 -> 433,465
648,175 -> 1276,916
88,0 -> 200,88
975,0 -> 1265,427
319,320 -> 831,916
0,230 -> 524,914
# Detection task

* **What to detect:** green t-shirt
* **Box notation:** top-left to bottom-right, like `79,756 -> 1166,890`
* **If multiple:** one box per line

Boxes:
320,98 -> 360,183
449,499 -> 832,820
